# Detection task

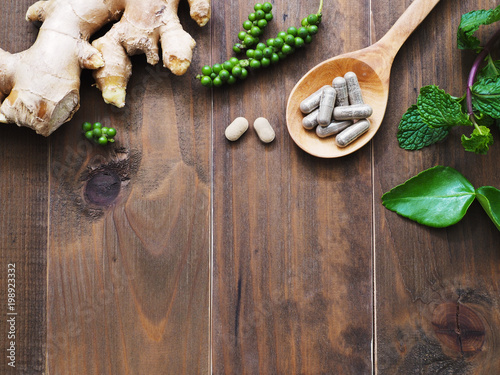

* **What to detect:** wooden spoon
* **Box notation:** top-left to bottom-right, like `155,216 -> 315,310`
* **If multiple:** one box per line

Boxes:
286,0 -> 441,158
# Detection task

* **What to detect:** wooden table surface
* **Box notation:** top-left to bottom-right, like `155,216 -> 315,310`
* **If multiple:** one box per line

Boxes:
1,0 -> 499,374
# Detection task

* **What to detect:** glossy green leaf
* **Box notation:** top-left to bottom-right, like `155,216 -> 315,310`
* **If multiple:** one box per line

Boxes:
476,186 -> 500,231
382,166 -> 476,228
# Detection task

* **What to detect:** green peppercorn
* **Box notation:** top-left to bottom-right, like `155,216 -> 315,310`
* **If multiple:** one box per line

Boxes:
250,59 -> 261,69
219,69 -> 230,81
232,66 -> 243,77
201,65 -> 212,76
261,57 -> 271,67
250,26 -> 261,37
240,68 -> 249,79
82,121 -> 92,132
277,31 -> 287,39
273,37 -> 284,49
263,47 -> 273,58
212,64 -> 222,74
287,27 -> 298,36
229,57 -> 239,66
213,76 -> 223,87
294,37 -> 305,48
284,34 -> 295,46
297,27 -> 309,38
201,76 -> 212,87
106,128 -> 117,138
262,2 -> 272,13
307,14 -> 319,25
307,25 -> 319,35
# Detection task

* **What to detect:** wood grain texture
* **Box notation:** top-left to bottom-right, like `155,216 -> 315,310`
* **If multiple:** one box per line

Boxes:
212,0 -> 373,373
1,0 -> 500,374
372,0 -> 500,374
44,3 -> 211,374
0,1 -> 48,373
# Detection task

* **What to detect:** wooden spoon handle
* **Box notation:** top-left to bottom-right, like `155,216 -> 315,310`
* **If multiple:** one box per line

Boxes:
376,0 -> 441,60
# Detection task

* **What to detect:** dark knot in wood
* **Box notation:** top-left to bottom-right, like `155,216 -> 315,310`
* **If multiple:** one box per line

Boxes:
84,170 -> 121,206
432,302 -> 485,356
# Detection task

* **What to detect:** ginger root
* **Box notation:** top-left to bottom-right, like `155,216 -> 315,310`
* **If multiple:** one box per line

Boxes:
0,0 -> 211,136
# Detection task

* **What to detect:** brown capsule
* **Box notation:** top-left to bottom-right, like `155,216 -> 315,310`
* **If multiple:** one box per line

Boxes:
333,104 -> 373,121
332,76 -> 349,106
344,71 -> 364,105
302,109 -> 319,130
300,85 -> 330,114
316,120 -> 353,138
317,86 -> 337,127
335,119 -> 370,147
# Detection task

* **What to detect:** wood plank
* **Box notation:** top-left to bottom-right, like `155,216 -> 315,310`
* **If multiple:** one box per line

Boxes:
0,1 -> 48,373
373,0 -> 500,373
211,0 -> 374,373
45,4 -> 211,374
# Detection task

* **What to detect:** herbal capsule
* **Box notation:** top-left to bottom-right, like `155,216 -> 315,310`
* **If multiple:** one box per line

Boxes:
335,119 -> 370,147
316,120 -> 353,138
332,76 -> 349,106
317,86 -> 337,127
333,104 -> 373,121
225,117 -> 249,141
302,109 -> 319,130
254,117 -> 275,143
344,71 -> 364,105
299,85 -> 330,114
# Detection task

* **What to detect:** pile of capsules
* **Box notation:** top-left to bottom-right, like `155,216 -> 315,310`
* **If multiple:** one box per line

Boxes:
300,72 -> 372,147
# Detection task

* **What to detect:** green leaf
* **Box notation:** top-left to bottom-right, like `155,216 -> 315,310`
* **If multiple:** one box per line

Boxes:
382,166 -> 476,228
471,77 -> 500,118
461,126 -> 494,154
476,186 -> 500,231
397,105 -> 449,150
417,86 -> 473,128
457,6 -> 500,50
477,57 -> 500,80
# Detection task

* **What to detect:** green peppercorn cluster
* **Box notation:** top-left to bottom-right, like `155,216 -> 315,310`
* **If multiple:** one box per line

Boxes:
197,2 -> 321,88
82,121 -> 117,146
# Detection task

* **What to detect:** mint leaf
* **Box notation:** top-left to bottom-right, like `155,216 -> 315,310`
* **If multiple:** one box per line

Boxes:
476,186 -> 500,231
471,77 -> 500,118
417,86 -> 473,127
457,6 -> 500,50
461,126 -> 494,154
381,166 -> 476,228
397,105 -> 449,150
477,57 -> 500,80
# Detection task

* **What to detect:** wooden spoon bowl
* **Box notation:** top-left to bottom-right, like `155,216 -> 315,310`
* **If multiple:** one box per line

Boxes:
286,0 -> 441,158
